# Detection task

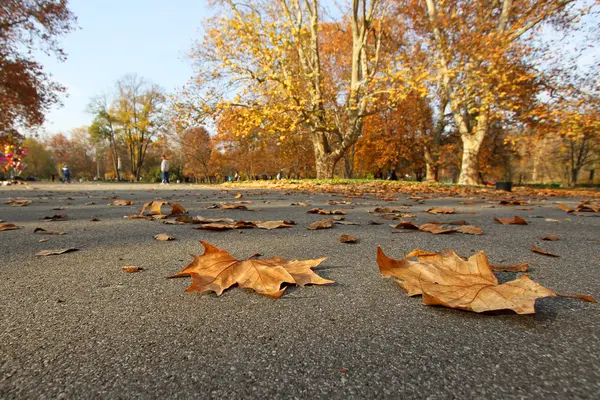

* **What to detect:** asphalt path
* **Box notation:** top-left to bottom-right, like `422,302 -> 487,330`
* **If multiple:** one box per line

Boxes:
1,182 -> 599,399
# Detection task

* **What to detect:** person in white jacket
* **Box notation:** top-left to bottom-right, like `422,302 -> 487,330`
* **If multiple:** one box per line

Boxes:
160,155 -> 170,184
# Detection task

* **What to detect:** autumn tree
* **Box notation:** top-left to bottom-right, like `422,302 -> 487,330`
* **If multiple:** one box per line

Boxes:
89,75 -> 166,181
400,0 -> 593,185
175,0 -> 421,178
22,137 -> 55,178
178,126 -> 214,182
88,94 -> 122,180
0,0 -> 76,133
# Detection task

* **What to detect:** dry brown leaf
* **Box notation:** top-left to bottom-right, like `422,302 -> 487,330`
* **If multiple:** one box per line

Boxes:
194,223 -> 237,231
34,227 -> 66,235
405,249 -> 438,258
154,234 -> 176,241
6,199 -> 32,206
291,201 -> 311,206
339,234 -> 357,243
235,193 -> 243,199
494,216 -> 528,225
418,223 -> 457,234
39,239 -> 49,243
254,221 -> 295,230
0,223 -> 23,231
377,247 -> 587,314
307,208 -> 347,215
530,245 -> 559,257
169,241 -> 333,298
557,203 -> 574,213
491,263 -> 529,272
456,225 -> 483,235
390,221 -> 420,230
112,199 -> 133,206
35,248 -> 78,256
139,201 -> 186,216
194,216 -> 235,224
545,218 -> 561,223
327,200 -> 353,205
41,214 -> 66,221
122,266 -> 144,273
307,219 -> 334,230
542,235 -> 560,241
220,203 -> 249,210
334,221 -> 359,225
426,207 -> 455,215
373,207 -> 404,214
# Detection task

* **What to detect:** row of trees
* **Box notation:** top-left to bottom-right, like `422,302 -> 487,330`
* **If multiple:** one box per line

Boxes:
2,0 -> 598,185
172,0 -> 600,184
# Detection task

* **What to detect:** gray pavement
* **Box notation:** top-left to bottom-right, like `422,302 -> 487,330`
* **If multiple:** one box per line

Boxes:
1,182 -> 599,399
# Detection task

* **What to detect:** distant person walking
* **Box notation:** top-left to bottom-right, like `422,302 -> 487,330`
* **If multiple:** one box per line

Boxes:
160,155 -> 170,184
61,165 -> 71,183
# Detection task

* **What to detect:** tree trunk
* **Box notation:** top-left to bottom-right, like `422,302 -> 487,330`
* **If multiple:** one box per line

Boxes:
343,148 -> 354,179
424,147 -> 439,182
315,152 -> 336,179
458,133 -> 485,185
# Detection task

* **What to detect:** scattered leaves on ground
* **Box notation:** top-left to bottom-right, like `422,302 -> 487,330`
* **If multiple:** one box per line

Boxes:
307,219 -> 334,230
168,241 -> 333,298
0,223 -> 23,231
542,235 -> 560,241
339,234 -> 357,243
426,207 -> 455,215
307,208 -> 347,215
494,216 -> 528,225
34,227 -> 66,235
139,201 -> 186,217
122,266 -> 144,272
35,248 -> 78,256
6,199 -> 32,206
154,234 -> 176,241
112,199 -> 133,206
530,245 -> 559,257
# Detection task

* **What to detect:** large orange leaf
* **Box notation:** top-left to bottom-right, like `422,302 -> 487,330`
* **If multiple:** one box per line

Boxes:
376,247 -> 594,314
170,241 -> 333,298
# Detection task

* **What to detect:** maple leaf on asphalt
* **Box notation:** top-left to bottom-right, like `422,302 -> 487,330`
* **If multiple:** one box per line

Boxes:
169,241 -> 333,298
376,247 -> 594,314
494,216 -> 528,225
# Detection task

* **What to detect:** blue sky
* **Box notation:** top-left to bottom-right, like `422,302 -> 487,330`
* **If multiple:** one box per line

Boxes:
39,0 -> 213,135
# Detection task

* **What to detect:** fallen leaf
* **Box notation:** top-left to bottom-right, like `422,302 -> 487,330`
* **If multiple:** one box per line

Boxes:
35,248 -> 78,256
39,239 -> 49,243
491,263 -> 529,272
154,234 -> 176,241
327,200 -> 353,205
530,245 -> 559,257
139,201 -> 186,216
542,235 -> 560,241
41,214 -> 66,221
291,201 -> 311,206
235,193 -> 243,199
307,219 -> 334,230
390,221 -> 420,230
254,221 -> 295,230
6,199 -> 32,206
34,227 -> 66,235
456,225 -> 483,235
545,218 -> 561,223
220,203 -> 249,210
90,218 -> 100,222
339,234 -> 357,243
0,223 -> 23,231
426,208 -> 455,215
368,221 -> 383,225
169,241 -> 333,298
307,208 -> 347,215
405,249 -> 438,258
112,199 -> 133,206
557,203 -> 574,213
494,216 -> 528,225
122,266 -> 144,273
448,220 -> 468,225
334,221 -> 360,225
85,202 -> 96,205
418,223 -> 457,234
374,207 -> 404,214
377,247 -> 589,314
194,223 -> 238,231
